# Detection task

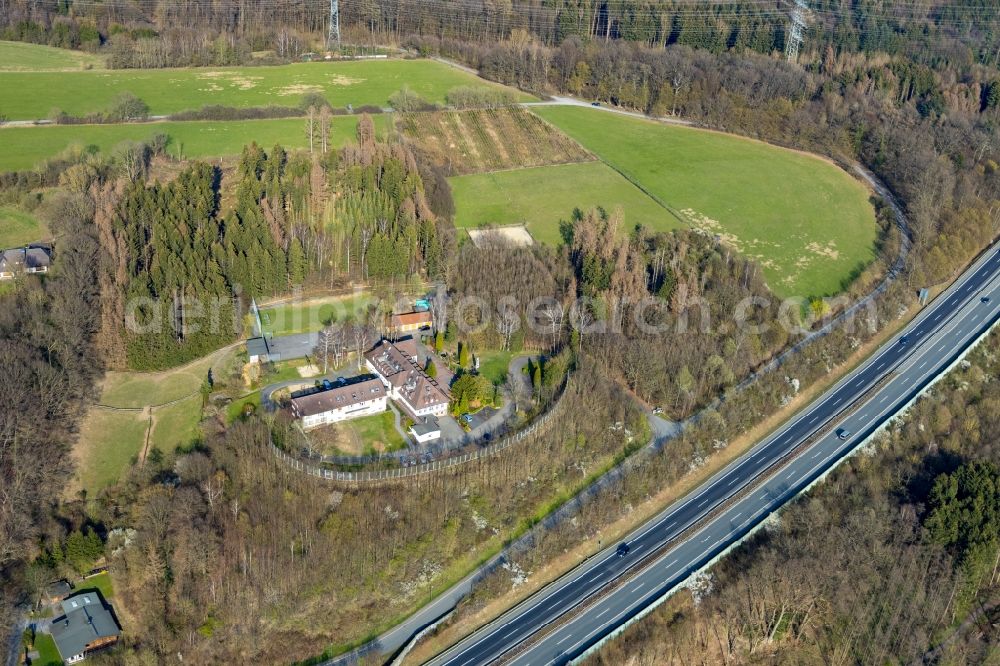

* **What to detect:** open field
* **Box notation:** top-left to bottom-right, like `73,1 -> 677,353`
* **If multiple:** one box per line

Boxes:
0,59 -> 533,121
149,395 -> 203,453
0,206 -> 48,247
0,114 -> 388,172
99,348 -> 236,408
0,40 -> 105,71
72,347 -> 239,495
534,106 -> 878,298
73,408 -> 150,494
450,161 -> 679,245
258,293 -> 372,336
401,107 -> 591,174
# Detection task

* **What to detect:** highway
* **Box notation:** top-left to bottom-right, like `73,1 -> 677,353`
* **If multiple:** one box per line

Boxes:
427,241 -> 1000,666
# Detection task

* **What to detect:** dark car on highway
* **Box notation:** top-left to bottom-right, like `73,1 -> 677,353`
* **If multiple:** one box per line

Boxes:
616,542 -> 631,557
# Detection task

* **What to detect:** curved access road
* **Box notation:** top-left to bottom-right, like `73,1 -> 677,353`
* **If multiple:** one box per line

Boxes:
428,241 -> 1000,666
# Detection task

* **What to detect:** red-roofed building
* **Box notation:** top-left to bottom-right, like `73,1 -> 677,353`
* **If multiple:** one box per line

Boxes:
389,310 -> 432,335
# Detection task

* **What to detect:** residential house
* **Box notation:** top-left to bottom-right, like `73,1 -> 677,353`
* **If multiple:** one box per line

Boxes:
49,592 -> 121,664
290,377 -> 387,430
0,245 -> 51,280
389,310 -> 432,335
365,339 -> 450,419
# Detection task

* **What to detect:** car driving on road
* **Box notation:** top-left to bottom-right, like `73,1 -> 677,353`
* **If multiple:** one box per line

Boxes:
616,542 -> 630,557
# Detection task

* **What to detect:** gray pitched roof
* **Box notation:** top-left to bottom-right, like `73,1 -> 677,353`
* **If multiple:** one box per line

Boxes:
0,246 -> 51,273
410,416 -> 441,436
291,377 -> 385,417
50,592 -> 120,660
246,337 -> 269,357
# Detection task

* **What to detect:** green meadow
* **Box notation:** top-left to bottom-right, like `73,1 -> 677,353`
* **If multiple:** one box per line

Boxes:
534,106 -> 878,298
450,161 -> 680,245
0,114 -> 388,172
0,39 -> 105,72
0,58 -> 534,120
0,206 -> 48,247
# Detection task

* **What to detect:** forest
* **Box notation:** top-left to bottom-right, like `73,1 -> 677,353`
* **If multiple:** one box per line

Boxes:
3,0 -> 999,71
82,115 -> 452,370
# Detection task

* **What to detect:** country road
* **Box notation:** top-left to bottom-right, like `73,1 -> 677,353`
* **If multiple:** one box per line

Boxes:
428,242 -> 1000,666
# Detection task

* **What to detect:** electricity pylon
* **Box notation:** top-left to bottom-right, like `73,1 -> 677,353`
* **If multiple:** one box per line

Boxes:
327,0 -> 341,51
785,0 -> 808,63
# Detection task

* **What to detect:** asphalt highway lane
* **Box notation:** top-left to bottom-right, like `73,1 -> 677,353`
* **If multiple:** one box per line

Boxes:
429,244 -> 1000,666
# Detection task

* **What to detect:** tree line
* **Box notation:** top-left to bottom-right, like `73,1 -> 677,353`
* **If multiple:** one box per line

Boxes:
0,191 -> 103,645
3,0 -> 999,71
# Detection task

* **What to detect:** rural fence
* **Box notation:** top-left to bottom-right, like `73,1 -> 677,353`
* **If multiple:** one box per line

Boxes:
271,381 -> 569,484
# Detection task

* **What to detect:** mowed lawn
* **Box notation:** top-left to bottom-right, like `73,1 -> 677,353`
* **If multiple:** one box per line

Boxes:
258,293 -> 371,336
0,206 -> 48,247
450,161 -> 679,245
0,58 -> 534,120
0,40 -> 105,72
349,411 -> 406,453
0,114 -> 388,172
534,106 -> 878,298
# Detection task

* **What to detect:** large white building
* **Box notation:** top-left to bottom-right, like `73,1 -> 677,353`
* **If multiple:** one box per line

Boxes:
290,377 -> 387,430
365,339 -> 450,419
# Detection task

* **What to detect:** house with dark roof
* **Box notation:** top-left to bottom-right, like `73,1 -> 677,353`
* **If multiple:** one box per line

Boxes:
290,376 -> 387,429
0,245 -> 51,280
49,592 -> 121,664
409,416 -> 442,443
365,339 -> 450,419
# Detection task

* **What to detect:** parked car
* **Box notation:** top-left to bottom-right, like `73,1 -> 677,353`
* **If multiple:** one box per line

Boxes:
652,406 -> 664,415
461,413 -> 473,424
616,542 -> 631,557
591,101 -> 601,106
